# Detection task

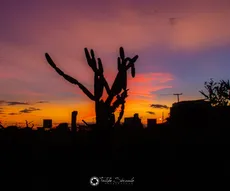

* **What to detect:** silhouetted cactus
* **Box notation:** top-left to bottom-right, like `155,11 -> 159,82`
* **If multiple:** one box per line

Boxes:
45,47 -> 138,128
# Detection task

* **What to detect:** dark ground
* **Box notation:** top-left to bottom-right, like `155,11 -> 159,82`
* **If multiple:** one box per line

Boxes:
0,125 -> 229,188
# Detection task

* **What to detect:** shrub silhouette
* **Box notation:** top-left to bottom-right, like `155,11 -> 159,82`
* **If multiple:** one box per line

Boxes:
200,78 -> 230,106
25,120 -> 34,129
45,47 -> 138,128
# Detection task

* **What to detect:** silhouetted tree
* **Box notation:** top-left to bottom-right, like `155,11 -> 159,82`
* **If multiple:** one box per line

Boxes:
25,120 -> 34,129
45,47 -> 138,128
199,78 -> 230,106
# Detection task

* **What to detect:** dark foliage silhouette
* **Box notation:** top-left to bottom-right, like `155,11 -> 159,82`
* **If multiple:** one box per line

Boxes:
200,78 -> 230,106
25,120 -> 34,129
45,47 -> 138,128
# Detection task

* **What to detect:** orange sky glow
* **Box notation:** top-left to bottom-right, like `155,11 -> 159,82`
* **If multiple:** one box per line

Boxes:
1,0 -> 230,127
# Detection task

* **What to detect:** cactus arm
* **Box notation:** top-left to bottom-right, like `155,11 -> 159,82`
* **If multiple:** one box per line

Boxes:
97,58 -> 111,95
101,76 -> 111,95
94,74 -> 99,100
84,48 -> 97,72
105,73 -> 122,106
126,62 -> 134,70
105,55 -> 130,105
127,61 -> 136,78
110,89 -> 129,113
77,83 -> 95,101
90,49 -> 97,71
45,53 -> 95,101
131,66 -> 135,78
45,53 -> 79,84
119,47 -> 125,60
125,55 -> 138,69
115,101 -> 125,125
122,69 -> 127,90
114,90 -> 128,124
119,49 -> 131,91
84,48 -> 94,70
97,58 -> 103,73
110,95 -> 121,112
94,75 -> 104,100
85,49 -> 111,98
130,55 -> 139,63
105,51 -> 138,106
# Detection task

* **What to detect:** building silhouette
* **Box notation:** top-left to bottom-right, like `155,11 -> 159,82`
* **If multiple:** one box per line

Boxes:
147,119 -> 157,128
210,106 -> 230,126
124,113 -> 143,129
56,123 -> 69,131
124,117 -> 134,126
169,99 -> 212,127
43,119 -> 52,128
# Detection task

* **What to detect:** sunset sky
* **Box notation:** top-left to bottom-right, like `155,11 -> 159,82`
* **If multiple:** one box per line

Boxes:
1,0 -> 230,127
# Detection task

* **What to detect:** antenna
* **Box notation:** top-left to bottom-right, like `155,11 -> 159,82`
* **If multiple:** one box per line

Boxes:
173,93 -> 183,102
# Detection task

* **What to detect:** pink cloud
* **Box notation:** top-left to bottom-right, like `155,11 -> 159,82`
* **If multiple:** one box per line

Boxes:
42,1 -> 230,52
131,73 -> 174,83
128,72 -> 174,98
2,0 -> 230,53
1,0 -> 230,106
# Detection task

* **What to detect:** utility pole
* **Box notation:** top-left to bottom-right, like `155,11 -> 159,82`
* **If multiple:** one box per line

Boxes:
162,112 -> 164,123
173,93 -> 183,102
